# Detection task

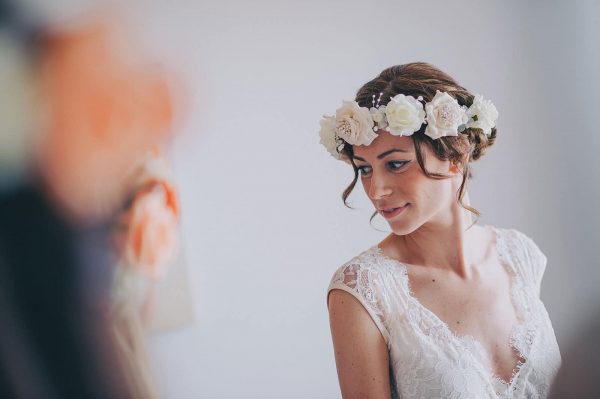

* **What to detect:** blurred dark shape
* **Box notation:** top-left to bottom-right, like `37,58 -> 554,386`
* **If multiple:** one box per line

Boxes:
0,183 -> 132,399
0,1 -> 7,24
548,316 -> 600,398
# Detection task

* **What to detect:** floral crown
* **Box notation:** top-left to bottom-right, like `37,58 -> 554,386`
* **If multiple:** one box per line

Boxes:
319,90 -> 498,162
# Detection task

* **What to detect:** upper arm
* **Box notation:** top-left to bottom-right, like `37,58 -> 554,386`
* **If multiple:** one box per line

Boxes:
328,289 -> 392,399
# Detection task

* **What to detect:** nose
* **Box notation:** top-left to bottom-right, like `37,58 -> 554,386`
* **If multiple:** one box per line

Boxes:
367,171 -> 393,200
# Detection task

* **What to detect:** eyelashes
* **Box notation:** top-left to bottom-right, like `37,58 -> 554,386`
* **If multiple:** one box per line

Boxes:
357,165 -> 372,175
387,160 -> 408,171
356,160 -> 409,176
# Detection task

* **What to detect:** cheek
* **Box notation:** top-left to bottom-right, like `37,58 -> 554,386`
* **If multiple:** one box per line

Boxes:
360,177 -> 374,202
406,172 -> 453,208
393,168 -> 422,198
408,158 -> 451,197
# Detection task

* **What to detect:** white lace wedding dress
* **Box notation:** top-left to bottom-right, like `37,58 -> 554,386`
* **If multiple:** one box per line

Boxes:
328,227 -> 561,399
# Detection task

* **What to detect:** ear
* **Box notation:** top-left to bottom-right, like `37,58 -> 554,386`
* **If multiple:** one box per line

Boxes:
448,161 -> 461,174
449,154 -> 469,175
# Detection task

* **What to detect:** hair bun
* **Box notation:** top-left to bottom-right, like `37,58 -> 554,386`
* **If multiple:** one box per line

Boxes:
464,126 -> 497,162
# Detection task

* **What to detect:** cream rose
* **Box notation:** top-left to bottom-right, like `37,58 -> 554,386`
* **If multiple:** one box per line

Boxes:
424,91 -> 468,139
124,184 -> 179,280
335,101 -> 376,146
384,94 -> 426,136
466,94 -> 498,135
318,115 -> 341,160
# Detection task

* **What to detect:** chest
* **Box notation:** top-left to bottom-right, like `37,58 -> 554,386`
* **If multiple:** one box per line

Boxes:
404,259 -> 523,383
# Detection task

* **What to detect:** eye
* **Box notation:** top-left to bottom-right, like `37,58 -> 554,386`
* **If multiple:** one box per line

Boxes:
356,165 -> 372,176
387,160 -> 408,171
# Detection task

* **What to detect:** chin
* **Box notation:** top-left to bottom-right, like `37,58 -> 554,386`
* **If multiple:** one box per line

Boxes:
387,219 -> 422,236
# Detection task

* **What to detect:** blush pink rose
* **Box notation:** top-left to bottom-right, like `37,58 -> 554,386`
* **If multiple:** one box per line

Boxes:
124,182 -> 179,280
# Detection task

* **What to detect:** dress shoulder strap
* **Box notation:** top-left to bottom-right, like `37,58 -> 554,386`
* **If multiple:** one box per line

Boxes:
495,227 -> 548,297
328,247 -> 393,345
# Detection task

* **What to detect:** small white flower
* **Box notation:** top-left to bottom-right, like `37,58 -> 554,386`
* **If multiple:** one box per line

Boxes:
424,91 -> 468,139
319,115 -> 341,160
335,101 -> 377,146
370,106 -> 388,131
384,94 -> 426,136
466,94 -> 498,135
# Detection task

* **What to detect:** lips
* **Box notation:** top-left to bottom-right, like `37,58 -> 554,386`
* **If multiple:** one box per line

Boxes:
378,204 -> 409,219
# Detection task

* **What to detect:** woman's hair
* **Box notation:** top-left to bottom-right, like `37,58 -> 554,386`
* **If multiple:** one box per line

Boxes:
342,62 -> 497,219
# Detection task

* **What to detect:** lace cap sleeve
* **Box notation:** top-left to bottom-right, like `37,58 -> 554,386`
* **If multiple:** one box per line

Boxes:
327,255 -> 390,345
506,229 -> 548,297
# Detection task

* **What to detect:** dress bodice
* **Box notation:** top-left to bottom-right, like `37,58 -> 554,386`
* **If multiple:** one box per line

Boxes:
328,227 -> 561,399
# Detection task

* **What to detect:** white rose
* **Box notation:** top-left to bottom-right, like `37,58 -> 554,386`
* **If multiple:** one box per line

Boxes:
318,115 -> 341,160
370,106 -> 388,131
384,94 -> 426,136
335,101 -> 376,146
466,94 -> 498,135
424,91 -> 468,139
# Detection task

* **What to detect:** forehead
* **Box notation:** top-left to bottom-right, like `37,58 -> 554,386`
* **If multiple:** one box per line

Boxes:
352,130 -> 414,159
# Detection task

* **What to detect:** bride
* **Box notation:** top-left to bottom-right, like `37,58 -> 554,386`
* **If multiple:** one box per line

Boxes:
321,62 -> 561,398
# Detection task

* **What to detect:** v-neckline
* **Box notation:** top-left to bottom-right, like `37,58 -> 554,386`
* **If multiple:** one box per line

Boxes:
372,226 -> 530,391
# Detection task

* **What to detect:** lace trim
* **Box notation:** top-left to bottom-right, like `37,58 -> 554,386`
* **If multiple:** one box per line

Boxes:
491,227 -> 530,392
371,226 -> 539,395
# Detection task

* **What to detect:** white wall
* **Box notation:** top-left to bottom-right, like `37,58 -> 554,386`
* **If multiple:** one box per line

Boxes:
513,0 -> 600,341
21,0 -> 600,397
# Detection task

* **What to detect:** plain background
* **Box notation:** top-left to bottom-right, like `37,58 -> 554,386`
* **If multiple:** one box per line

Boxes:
18,0 -> 600,398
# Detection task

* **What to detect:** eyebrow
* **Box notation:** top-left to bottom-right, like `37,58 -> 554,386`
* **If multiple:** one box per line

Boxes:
353,148 -> 410,162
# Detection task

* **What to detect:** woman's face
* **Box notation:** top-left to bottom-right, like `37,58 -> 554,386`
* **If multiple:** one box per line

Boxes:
352,130 -> 460,235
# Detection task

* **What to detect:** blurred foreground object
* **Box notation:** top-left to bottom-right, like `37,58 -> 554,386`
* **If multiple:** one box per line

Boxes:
115,151 -> 181,282
110,150 -> 192,398
36,16 -> 174,223
113,150 -> 193,332
0,184 -> 134,399
0,18 -> 38,188
0,7 -> 180,398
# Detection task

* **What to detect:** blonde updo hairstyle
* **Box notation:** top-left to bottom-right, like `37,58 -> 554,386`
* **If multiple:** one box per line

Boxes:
341,62 -> 497,219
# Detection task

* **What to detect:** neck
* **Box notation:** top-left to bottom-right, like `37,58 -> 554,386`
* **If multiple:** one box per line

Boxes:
382,192 -> 484,279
